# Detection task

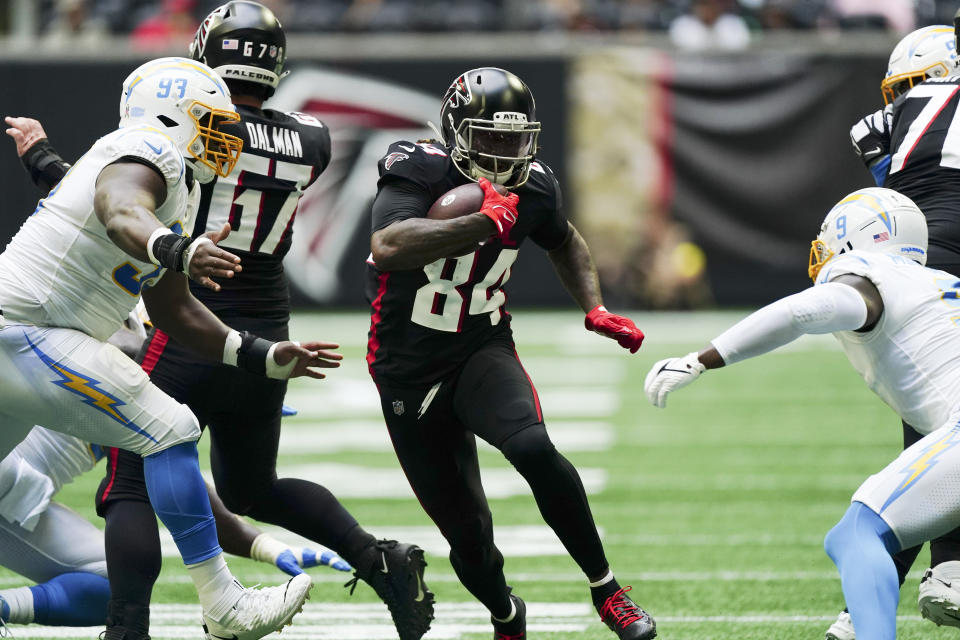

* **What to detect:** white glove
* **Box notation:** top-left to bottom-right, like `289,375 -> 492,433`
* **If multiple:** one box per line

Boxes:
644,352 -> 706,408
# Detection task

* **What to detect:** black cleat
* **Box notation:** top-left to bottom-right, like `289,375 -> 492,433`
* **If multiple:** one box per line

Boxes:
492,594 -> 526,640
345,539 -> 435,640
597,586 -> 656,640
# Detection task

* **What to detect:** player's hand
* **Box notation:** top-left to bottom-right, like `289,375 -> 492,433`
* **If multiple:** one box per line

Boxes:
644,352 -> 706,408
4,116 -> 47,157
850,106 -> 892,168
184,222 -> 242,292
584,305 -> 645,353
478,177 -> 519,239
275,548 -> 353,576
269,340 -> 342,380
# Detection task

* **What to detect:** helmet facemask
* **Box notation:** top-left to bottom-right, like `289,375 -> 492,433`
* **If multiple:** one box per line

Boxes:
881,63 -> 952,104
182,100 -> 243,180
450,114 -> 540,189
808,238 -> 834,281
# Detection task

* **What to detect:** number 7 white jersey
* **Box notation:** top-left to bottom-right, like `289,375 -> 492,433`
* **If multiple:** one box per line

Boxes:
0,126 -> 194,341
816,250 -> 960,433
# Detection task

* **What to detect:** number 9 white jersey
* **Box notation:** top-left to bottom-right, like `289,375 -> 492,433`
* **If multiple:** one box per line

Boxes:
0,126 -> 194,341
816,250 -> 960,433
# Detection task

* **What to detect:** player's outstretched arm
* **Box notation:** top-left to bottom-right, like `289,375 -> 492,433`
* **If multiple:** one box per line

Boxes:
143,269 -> 342,379
548,221 -> 645,353
205,482 -> 352,575
4,116 -> 70,193
371,177 -> 518,270
644,276 -> 882,408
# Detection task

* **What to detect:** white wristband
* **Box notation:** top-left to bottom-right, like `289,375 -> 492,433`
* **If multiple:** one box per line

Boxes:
265,341 -> 299,380
182,237 -> 214,273
250,533 -> 289,565
146,228 -> 175,266
222,329 -> 242,367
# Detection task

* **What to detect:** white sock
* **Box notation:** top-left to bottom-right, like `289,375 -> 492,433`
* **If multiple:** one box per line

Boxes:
0,587 -> 34,624
186,554 -> 243,619
589,569 -> 615,588
492,598 -> 517,623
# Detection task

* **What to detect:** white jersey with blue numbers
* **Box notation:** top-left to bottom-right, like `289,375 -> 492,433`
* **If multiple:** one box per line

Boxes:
817,250 -> 960,433
0,126 -> 193,341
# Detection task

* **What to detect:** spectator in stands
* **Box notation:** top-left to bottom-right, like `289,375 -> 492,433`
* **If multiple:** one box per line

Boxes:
42,0 -> 106,47
829,0 -> 914,32
131,0 -> 197,49
669,0 -> 750,50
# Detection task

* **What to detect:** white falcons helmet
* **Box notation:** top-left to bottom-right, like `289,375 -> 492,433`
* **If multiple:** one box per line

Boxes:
809,187 -> 927,280
881,25 -> 959,105
119,57 -> 243,182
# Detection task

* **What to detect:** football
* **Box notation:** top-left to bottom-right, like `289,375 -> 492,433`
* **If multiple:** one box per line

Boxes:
426,182 -> 508,220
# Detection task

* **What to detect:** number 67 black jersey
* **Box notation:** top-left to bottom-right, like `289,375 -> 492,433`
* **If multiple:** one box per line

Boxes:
881,76 -> 960,263
190,104 -> 330,319
366,140 -> 570,387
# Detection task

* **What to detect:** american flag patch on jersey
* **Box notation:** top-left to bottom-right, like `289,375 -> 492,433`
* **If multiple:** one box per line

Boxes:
222,39 -> 239,50
873,232 -> 890,242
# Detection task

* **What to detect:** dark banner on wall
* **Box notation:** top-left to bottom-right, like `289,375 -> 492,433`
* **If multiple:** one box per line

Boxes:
0,57 -> 569,308
0,51 -> 885,308
569,51 -> 886,309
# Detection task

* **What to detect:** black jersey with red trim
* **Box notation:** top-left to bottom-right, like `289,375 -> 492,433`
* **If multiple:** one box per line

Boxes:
886,76 -> 960,257
189,105 -> 330,319
365,140 -> 569,387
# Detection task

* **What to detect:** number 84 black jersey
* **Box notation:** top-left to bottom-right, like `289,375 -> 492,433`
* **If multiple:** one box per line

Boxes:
190,104 -> 330,319
365,140 -> 570,387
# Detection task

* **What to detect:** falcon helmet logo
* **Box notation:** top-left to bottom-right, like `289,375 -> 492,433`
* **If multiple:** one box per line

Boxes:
392,400 -> 405,416
444,75 -> 472,109
384,152 -> 409,170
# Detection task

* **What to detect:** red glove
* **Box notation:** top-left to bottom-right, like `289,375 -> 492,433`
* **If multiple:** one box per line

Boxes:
585,305 -> 645,353
478,177 -> 519,239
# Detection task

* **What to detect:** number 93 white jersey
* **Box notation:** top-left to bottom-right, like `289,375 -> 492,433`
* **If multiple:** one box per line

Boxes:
816,250 -> 960,433
0,126 -> 196,341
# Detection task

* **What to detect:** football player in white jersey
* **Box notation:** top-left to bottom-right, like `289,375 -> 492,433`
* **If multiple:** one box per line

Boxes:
644,187 -> 960,640
0,56 -> 342,640
842,24 -> 960,640
0,420 -> 349,630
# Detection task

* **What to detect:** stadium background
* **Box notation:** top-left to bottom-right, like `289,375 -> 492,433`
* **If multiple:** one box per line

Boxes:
0,1 -> 957,639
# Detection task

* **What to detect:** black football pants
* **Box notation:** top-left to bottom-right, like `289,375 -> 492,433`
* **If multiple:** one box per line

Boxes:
375,335 -> 609,616
97,319 -> 369,607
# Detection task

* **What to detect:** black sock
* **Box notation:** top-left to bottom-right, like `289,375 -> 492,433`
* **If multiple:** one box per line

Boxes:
103,500 -> 162,607
338,524 -> 378,571
591,576 -> 622,610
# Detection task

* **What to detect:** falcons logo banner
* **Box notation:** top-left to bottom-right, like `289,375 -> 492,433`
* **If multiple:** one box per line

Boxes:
268,67 -> 436,302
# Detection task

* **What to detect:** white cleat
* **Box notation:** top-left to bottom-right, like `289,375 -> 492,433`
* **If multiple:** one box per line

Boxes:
202,573 -> 312,640
919,561 -> 960,628
824,610 -> 855,640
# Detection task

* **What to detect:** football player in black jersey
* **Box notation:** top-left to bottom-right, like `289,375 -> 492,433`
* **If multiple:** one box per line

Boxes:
7,3 -> 434,640
366,67 -> 655,640
841,23 -> 960,640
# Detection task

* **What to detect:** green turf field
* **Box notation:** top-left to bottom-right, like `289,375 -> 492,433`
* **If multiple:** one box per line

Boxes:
3,310 -> 952,639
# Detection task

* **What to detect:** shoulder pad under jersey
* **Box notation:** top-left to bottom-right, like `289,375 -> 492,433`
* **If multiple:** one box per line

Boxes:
378,140 -> 451,190
101,126 -> 185,188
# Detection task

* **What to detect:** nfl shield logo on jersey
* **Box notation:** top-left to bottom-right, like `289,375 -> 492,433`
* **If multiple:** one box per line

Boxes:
392,400 -> 405,416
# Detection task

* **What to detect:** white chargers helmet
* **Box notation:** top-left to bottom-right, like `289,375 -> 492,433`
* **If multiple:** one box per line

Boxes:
809,187 -> 927,281
119,57 -> 243,182
881,25 -> 959,105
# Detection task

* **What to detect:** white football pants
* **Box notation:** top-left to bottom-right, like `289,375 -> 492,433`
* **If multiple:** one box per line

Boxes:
854,410 -> 960,550
0,322 -> 199,462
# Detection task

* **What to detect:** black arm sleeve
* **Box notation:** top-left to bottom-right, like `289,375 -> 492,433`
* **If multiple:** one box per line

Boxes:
20,138 -> 71,194
371,178 -> 434,232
